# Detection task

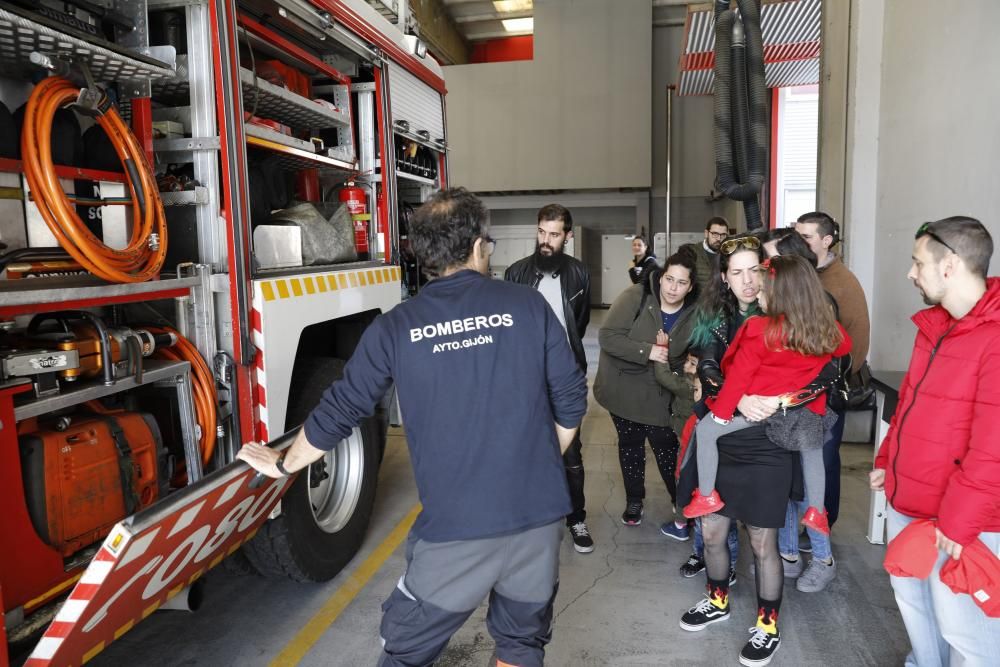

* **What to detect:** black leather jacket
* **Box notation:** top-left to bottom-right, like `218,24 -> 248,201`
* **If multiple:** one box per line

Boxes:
505,254 -> 591,371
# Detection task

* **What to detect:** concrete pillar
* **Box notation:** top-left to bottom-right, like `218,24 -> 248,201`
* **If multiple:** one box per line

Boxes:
843,0 -> 885,360
816,0 -> 851,231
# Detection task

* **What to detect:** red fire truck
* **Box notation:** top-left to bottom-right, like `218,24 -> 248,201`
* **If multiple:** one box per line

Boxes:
0,0 -> 446,663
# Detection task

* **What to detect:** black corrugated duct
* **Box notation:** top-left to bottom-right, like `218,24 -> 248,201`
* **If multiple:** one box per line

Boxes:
713,0 -> 768,230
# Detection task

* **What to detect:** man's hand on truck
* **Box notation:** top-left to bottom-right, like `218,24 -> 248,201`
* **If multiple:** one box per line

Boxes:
238,430 -> 327,479
237,442 -> 287,479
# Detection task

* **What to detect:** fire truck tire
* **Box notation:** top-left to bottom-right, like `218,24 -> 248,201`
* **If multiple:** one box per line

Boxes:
243,358 -> 381,582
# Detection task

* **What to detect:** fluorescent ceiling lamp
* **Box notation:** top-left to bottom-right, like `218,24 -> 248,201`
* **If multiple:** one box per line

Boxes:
493,1 -> 532,12
501,17 -> 534,32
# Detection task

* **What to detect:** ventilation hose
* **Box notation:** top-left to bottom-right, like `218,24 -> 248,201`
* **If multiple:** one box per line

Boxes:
147,326 -> 218,469
713,0 -> 768,229
22,76 -> 167,282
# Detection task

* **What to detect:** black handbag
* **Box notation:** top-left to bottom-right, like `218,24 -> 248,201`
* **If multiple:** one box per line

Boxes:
829,355 -> 874,411
845,360 -> 875,409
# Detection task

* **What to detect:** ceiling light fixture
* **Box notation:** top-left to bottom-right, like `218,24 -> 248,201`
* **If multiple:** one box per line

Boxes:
493,1 -> 532,13
501,17 -> 533,32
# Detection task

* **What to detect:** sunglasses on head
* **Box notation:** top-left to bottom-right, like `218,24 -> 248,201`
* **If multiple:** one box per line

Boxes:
720,235 -> 761,255
915,222 -> 956,254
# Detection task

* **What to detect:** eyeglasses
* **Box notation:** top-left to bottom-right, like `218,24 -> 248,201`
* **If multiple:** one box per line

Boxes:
915,222 -> 956,254
483,235 -> 496,256
720,235 -> 761,255
707,230 -> 728,239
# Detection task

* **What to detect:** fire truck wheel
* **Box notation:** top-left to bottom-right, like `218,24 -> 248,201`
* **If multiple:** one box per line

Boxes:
243,358 -> 381,582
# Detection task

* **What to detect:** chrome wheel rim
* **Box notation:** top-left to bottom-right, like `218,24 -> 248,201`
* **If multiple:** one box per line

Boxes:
308,426 -> 365,533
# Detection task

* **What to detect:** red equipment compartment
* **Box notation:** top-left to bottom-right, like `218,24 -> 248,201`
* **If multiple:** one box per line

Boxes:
19,413 -> 166,557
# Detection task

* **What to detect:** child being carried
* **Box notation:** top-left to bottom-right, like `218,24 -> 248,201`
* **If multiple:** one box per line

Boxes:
683,255 -> 851,535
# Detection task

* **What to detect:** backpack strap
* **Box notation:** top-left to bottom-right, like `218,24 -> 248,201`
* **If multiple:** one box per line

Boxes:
632,290 -> 650,325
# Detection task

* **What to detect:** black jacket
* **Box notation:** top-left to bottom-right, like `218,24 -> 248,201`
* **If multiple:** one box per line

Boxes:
629,253 -> 658,285
505,254 -> 591,371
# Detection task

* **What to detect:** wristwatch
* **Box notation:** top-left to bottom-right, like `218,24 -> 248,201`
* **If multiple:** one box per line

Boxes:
275,450 -> 292,477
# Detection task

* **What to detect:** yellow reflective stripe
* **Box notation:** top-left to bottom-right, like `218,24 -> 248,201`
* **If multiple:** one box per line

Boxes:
275,280 -> 290,299
339,274 -> 348,289
317,276 -> 328,292
349,272 -> 359,288
327,275 -> 339,290
83,642 -> 106,664
304,277 -> 316,294
290,279 -> 303,296
261,282 -> 276,302
358,272 -> 368,286
113,620 -> 134,640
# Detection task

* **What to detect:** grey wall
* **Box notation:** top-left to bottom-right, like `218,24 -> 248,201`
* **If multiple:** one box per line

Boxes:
444,0 -> 651,192
832,0 -> 1000,371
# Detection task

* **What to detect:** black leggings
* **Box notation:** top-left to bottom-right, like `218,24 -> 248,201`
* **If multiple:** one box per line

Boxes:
610,414 -> 679,505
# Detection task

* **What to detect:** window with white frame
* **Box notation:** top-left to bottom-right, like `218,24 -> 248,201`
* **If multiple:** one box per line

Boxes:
774,85 -> 819,227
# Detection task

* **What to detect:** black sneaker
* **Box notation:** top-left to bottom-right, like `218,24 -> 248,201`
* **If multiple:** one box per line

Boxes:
739,626 -> 780,666
679,554 -> 705,578
679,596 -> 730,631
621,501 -> 643,525
569,521 -> 595,553
729,567 -> 737,587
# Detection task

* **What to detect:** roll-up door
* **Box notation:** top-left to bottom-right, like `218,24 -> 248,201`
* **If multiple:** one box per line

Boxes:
386,60 -> 445,143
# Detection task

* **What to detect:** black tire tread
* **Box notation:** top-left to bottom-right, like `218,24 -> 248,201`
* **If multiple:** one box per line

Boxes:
243,356 -> 381,582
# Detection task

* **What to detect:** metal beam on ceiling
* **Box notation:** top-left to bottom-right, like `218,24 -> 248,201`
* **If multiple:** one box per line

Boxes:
452,9 -> 532,23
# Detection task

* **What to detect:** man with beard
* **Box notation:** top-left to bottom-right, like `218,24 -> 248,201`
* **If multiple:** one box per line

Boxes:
871,216 -> 1000,665
505,204 -> 594,553
681,217 -> 729,292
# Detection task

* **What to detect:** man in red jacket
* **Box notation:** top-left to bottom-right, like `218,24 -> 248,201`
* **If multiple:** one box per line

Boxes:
870,216 -> 1000,666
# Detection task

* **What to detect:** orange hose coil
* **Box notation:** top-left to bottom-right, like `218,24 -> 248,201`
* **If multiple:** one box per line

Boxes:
148,326 -> 218,468
22,76 -> 167,283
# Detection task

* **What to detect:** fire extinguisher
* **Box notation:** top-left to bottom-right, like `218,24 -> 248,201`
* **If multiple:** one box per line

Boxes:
339,182 -> 369,260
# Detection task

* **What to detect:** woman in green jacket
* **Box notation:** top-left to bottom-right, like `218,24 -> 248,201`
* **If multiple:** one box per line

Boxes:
594,252 -> 698,525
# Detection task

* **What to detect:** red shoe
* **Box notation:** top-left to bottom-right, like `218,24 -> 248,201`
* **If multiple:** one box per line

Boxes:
801,507 -> 830,535
683,489 -> 725,519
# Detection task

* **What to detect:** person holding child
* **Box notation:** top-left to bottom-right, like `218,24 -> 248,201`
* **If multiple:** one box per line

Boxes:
675,238 -> 843,667
684,254 -> 851,537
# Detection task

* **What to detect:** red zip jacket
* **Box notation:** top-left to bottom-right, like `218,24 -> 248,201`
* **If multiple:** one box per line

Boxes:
709,315 -> 851,421
875,278 -> 1000,546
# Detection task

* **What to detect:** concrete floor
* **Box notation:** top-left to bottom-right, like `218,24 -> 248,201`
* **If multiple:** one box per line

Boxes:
87,310 -> 911,666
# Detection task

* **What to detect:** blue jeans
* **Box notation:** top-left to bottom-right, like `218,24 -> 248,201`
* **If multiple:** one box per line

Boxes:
693,518 -> 738,568
778,476 -> 832,561
887,506 -> 1000,667
823,409 -> 846,526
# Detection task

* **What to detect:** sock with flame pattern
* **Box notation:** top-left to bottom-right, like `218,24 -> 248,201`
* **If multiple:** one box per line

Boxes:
755,597 -> 781,635
707,576 -> 730,611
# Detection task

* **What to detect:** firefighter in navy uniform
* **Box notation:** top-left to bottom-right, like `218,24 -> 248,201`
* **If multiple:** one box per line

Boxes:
504,203 -> 594,553
239,188 -> 588,667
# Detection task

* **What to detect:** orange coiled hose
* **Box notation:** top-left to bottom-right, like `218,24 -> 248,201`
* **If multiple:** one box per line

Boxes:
21,76 -> 167,283
148,326 -> 218,468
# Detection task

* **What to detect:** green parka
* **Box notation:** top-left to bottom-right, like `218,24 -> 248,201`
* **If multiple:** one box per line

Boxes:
594,272 -> 692,427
